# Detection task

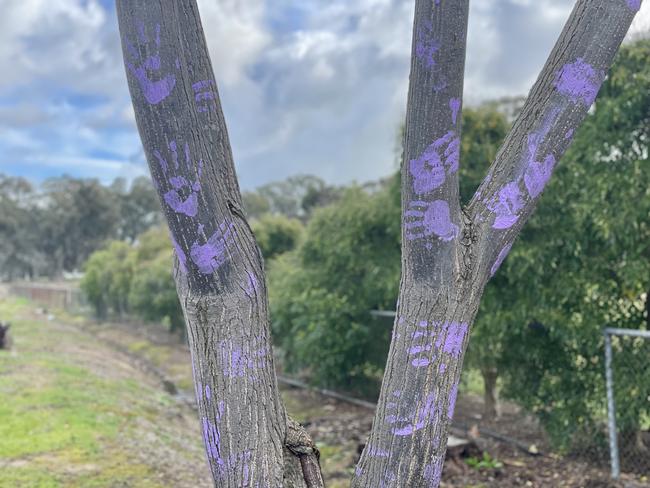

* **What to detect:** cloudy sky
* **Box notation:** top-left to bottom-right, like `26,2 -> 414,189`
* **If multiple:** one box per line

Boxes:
0,0 -> 648,190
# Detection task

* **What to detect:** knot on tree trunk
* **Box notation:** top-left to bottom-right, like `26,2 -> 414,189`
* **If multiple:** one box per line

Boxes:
284,415 -> 325,488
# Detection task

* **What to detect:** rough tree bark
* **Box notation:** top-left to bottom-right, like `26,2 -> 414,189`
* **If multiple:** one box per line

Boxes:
115,0 -> 642,486
116,2 -> 321,487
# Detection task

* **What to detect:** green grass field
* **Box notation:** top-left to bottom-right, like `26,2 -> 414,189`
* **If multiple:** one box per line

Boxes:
0,297 -> 209,488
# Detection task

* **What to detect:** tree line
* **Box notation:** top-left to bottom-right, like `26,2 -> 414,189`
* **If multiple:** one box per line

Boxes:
0,175 -> 162,280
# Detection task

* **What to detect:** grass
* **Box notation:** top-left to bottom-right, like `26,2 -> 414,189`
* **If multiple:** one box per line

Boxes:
0,298 -> 172,488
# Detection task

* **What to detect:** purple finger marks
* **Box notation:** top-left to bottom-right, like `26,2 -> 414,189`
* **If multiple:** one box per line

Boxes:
490,242 -> 513,277
448,380 -> 459,420
219,339 -> 269,381
190,222 -> 235,274
627,0 -> 641,11
202,401 -> 226,465
424,459 -> 444,487
193,79 -> 218,113
524,154 -> 556,199
392,393 -> 438,436
157,141 -> 203,217
487,182 -> 524,230
244,271 -> 259,298
449,98 -> 461,125
442,322 -> 468,357
554,58 -> 604,106
415,22 -> 440,69
405,200 -> 459,242
409,131 -> 460,194
124,22 -> 177,105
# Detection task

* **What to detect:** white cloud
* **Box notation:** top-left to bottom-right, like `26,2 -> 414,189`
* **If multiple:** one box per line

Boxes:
0,0 -> 647,188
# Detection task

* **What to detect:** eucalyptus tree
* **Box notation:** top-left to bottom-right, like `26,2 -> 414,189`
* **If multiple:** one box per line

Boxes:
115,0 -> 643,486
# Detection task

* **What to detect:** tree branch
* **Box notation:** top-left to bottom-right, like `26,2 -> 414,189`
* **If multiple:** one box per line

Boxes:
353,1 -> 470,486
401,0 -> 470,287
468,0 -> 641,281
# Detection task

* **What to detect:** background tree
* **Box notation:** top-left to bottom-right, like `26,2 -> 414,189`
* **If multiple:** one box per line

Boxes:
115,0 -> 641,486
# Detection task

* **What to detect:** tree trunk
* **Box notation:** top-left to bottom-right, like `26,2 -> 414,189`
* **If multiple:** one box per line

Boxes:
116,1 -> 322,485
481,366 -> 499,421
115,0 -> 641,486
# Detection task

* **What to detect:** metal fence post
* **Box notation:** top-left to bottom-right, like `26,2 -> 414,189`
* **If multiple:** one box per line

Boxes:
604,330 -> 620,480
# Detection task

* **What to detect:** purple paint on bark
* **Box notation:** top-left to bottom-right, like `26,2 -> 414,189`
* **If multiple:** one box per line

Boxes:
190,222 -> 235,274
219,340 -> 268,380
170,233 -> 188,274
155,141 -> 203,218
409,131 -> 460,194
565,129 -> 574,140
244,271 -> 259,298
192,79 -> 218,112
487,182 -> 524,229
424,458 -> 444,487
202,401 -> 226,466
205,384 -> 211,401
627,0 -> 641,11
405,200 -> 459,242
448,380 -> 459,419
554,58 -> 604,106
524,154 -> 556,199
124,22 -> 177,105
366,445 -> 390,457
449,98 -> 461,125
392,393 -> 438,436
415,22 -> 440,69
490,242 -> 513,277
442,322 -> 468,357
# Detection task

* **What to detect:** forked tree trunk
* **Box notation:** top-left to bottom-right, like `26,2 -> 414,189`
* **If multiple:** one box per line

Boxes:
116,0 -> 642,486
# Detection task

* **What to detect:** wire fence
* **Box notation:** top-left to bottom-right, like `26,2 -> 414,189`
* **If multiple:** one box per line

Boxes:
605,327 -> 650,480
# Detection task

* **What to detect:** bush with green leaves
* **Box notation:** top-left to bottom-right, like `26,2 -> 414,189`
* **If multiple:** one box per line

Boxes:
251,214 -> 303,260
81,226 -> 184,336
268,181 -> 401,392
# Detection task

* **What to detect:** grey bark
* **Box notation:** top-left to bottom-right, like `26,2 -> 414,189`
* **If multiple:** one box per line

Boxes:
115,0 -> 641,486
116,1 -> 319,486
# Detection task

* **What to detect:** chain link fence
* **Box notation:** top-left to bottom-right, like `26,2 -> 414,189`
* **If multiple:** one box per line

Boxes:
605,327 -> 650,480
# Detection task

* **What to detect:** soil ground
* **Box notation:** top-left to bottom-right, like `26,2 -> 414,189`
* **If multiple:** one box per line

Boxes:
0,293 -> 647,487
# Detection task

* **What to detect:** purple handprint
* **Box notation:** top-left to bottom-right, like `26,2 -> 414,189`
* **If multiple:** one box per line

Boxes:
193,80 -> 218,113
388,392 -> 439,437
154,141 -> 203,218
554,58 -> 604,107
405,200 -> 459,242
409,132 -> 460,195
524,153 -> 556,199
190,222 -> 235,274
486,182 -> 524,230
124,22 -> 177,105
